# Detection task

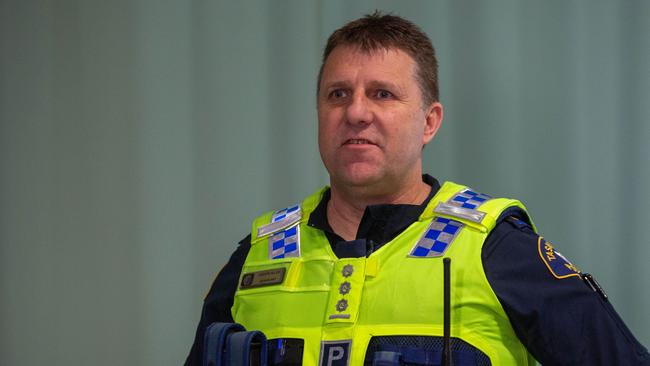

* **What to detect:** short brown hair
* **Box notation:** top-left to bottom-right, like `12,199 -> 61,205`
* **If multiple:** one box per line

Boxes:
317,11 -> 439,105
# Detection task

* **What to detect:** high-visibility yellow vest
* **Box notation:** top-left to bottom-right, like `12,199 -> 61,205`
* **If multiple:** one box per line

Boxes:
232,181 -> 537,365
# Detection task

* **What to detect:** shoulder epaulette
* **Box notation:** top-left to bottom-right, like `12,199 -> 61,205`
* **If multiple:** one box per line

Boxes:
433,188 -> 492,223
256,204 -> 302,238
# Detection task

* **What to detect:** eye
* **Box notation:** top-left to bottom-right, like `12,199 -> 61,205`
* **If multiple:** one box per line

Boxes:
375,89 -> 393,99
328,89 -> 348,99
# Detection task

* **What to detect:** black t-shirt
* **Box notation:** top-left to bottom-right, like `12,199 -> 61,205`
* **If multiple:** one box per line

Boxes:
185,175 -> 649,365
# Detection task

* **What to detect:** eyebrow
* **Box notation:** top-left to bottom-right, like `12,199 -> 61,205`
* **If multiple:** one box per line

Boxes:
366,80 -> 404,93
322,81 -> 349,90
322,80 -> 405,94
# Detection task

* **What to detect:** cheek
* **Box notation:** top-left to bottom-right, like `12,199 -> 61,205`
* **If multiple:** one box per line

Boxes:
387,114 -> 426,154
317,121 -> 332,141
317,120 -> 336,158
318,110 -> 341,142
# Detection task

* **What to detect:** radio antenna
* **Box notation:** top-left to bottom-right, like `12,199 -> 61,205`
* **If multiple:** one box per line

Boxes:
442,257 -> 452,366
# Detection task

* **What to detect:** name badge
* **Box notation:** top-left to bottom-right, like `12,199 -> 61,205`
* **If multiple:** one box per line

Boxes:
239,267 -> 286,289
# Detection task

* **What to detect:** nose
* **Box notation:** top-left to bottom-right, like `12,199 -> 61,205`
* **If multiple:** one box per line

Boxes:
345,91 -> 373,125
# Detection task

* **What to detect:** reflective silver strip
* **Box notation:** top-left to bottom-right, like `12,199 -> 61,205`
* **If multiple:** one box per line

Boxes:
257,210 -> 302,237
433,202 -> 485,223
328,314 -> 351,319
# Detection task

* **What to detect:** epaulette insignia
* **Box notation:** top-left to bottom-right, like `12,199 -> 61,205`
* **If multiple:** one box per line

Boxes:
409,217 -> 464,257
537,237 -> 581,279
257,204 -> 302,238
447,188 -> 492,209
434,188 -> 492,223
269,224 -> 300,259
260,205 -> 301,260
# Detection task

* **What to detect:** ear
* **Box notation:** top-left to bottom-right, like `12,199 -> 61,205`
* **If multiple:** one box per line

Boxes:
422,102 -> 443,145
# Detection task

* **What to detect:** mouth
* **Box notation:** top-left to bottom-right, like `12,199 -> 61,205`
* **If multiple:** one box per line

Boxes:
343,138 -> 375,146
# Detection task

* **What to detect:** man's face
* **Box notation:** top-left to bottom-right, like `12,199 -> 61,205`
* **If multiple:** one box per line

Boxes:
317,45 -> 442,192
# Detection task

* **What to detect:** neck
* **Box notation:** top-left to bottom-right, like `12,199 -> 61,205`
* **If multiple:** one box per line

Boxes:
326,174 -> 431,241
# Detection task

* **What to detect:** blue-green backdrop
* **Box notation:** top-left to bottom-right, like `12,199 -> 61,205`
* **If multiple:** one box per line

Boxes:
1,1 -> 648,365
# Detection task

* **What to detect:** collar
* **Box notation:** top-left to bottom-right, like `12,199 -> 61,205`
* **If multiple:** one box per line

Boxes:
307,175 -> 441,257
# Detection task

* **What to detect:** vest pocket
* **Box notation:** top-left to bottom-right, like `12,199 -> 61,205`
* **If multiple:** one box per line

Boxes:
364,336 -> 491,366
233,260 -> 334,329
238,259 -> 334,294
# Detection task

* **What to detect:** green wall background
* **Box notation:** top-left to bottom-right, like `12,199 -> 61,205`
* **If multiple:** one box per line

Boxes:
1,1 -> 648,365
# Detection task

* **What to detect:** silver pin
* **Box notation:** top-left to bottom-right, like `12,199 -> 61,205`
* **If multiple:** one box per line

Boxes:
342,264 -> 354,277
336,299 -> 348,312
339,281 -> 351,295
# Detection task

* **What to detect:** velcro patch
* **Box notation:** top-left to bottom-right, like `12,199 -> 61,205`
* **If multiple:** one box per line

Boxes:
537,237 -> 580,279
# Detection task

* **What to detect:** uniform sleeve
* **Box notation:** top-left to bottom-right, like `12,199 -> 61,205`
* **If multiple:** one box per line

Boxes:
482,216 -> 650,366
184,235 -> 251,366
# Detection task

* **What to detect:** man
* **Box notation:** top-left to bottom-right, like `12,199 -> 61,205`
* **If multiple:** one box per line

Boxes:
186,12 -> 649,365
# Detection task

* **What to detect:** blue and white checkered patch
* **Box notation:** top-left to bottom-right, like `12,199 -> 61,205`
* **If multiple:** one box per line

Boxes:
272,204 -> 300,223
447,189 -> 491,210
268,206 -> 301,259
409,217 -> 464,257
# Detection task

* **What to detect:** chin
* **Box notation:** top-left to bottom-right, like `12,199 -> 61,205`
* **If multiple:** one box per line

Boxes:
336,168 -> 385,188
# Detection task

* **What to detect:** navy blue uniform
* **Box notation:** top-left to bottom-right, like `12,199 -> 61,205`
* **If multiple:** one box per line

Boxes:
185,176 -> 650,365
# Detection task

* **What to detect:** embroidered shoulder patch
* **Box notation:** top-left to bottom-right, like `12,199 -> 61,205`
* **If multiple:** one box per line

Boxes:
537,237 -> 581,279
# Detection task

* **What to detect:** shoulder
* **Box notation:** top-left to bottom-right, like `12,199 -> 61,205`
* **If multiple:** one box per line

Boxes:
481,215 -> 650,364
484,210 -> 582,281
251,187 -> 330,241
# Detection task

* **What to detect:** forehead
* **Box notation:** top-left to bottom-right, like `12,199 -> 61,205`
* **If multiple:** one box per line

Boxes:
320,45 -> 418,85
